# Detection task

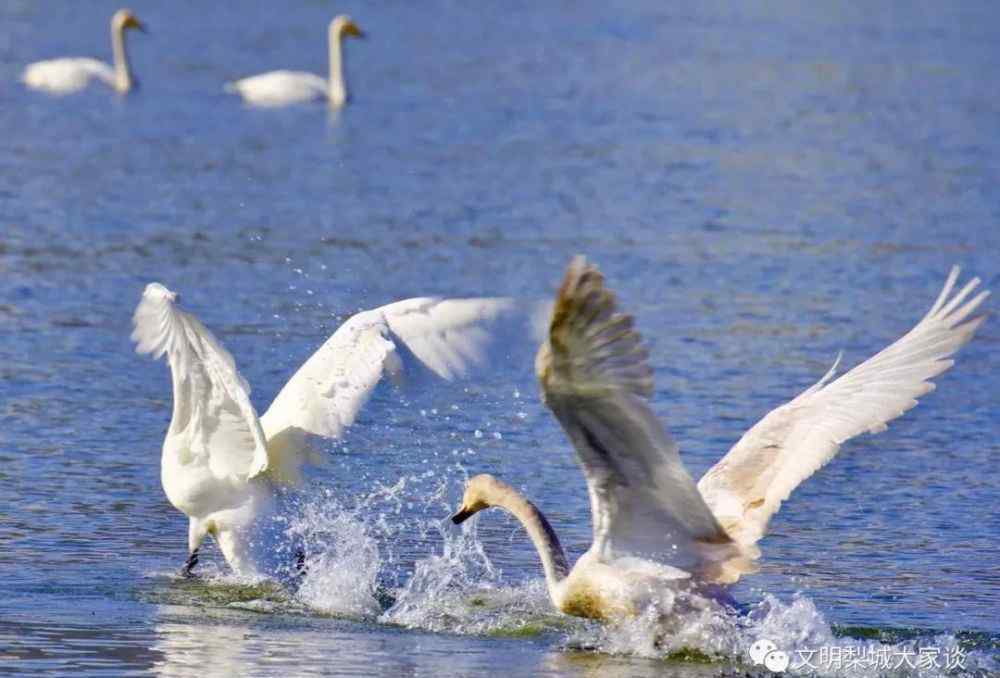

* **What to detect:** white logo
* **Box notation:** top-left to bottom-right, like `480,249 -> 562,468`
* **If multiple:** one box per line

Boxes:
749,639 -> 790,673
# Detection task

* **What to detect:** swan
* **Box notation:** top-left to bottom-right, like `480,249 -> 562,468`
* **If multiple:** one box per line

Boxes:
224,15 -> 363,107
21,9 -> 146,95
452,257 -> 989,620
133,283 -> 518,578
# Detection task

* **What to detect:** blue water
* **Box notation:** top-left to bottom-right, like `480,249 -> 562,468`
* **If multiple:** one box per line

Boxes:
1,1 -> 998,676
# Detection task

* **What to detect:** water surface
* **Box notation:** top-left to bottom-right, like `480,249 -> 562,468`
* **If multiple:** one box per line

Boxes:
1,1 -> 998,676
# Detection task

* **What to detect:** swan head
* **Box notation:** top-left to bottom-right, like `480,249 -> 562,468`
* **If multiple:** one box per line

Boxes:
451,473 -> 511,524
113,8 -> 147,34
330,15 -> 364,40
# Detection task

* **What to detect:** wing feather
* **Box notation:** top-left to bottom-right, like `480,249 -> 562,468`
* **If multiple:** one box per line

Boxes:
698,267 -> 989,548
132,283 -> 269,480
538,257 -> 753,580
258,296 -> 518,482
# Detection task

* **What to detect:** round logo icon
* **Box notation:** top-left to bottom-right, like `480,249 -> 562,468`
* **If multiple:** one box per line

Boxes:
764,649 -> 790,673
749,639 -> 778,665
749,639 -> 790,673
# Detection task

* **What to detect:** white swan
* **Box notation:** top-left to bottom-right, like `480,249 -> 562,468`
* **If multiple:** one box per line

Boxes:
225,15 -> 363,108
133,283 -> 517,578
22,9 -> 146,95
452,257 -> 989,620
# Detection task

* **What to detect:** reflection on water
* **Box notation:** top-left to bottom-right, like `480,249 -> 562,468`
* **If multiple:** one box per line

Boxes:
0,619 -> 161,675
150,606 -> 571,678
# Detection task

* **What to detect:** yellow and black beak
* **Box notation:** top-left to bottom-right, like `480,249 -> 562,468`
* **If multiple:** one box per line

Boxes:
450,506 -> 474,524
344,21 -> 364,39
126,16 -> 148,33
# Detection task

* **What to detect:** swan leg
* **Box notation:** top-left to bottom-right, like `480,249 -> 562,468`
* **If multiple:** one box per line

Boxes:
182,517 -> 208,577
180,548 -> 200,578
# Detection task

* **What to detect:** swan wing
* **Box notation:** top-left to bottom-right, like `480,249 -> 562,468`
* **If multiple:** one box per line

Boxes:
132,283 -> 269,481
537,257 -> 744,576
224,70 -> 326,105
259,296 -> 518,480
698,267 -> 989,548
22,58 -> 115,93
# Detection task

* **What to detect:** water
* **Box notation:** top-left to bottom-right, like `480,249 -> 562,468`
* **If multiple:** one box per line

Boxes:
1,0 -> 998,675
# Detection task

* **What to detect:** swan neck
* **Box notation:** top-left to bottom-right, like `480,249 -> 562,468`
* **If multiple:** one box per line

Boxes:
111,20 -> 132,92
327,25 -> 346,106
494,487 -> 570,594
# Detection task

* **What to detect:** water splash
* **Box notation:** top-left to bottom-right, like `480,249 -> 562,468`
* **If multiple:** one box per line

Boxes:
160,470 -> 997,676
567,592 -> 997,677
381,514 -> 562,636
291,489 -> 383,618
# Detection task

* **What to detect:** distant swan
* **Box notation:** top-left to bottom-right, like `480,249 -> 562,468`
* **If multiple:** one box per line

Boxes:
133,283 -> 516,578
22,8 -> 146,95
225,15 -> 363,107
452,257 -> 988,620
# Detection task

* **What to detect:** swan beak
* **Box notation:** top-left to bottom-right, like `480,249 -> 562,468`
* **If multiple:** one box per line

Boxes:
344,21 -> 364,39
451,506 -> 473,524
126,16 -> 148,33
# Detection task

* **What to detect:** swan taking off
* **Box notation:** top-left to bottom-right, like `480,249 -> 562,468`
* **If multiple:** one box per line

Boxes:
225,15 -> 363,107
133,283 -> 518,578
22,9 -> 146,95
453,257 -> 988,620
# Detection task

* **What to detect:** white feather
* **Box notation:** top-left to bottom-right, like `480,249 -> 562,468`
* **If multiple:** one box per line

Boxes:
537,257 -> 751,582
697,267 -> 989,550
22,58 -> 117,94
259,296 -> 517,481
132,283 -> 270,481
225,71 -> 329,107
134,284 -> 518,575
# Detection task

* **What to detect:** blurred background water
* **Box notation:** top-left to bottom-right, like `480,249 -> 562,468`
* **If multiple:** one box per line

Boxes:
0,1 -> 998,676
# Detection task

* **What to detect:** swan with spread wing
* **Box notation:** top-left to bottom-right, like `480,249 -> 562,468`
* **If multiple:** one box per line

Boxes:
452,257 -> 988,620
133,283 -> 517,578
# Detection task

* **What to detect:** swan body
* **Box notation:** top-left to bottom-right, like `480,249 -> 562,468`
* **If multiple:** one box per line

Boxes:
133,283 -> 517,577
225,15 -> 363,107
22,9 -> 145,94
453,474 -> 706,621
454,258 -> 988,620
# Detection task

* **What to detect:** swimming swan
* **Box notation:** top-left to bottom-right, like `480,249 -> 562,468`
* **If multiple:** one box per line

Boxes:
452,258 -> 988,620
225,15 -> 363,107
133,283 -> 516,578
22,9 -> 146,95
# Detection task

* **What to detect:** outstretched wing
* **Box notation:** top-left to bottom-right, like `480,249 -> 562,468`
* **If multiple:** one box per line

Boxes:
258,296 -> 519,482
132,283 -> 269,481
537,257 -> 751,579
698,267 -> 989,548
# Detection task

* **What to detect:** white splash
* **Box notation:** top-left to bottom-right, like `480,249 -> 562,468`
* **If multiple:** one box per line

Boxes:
380,513 -> 540,634
291,488 -> 383,618
181,467 -> 995,677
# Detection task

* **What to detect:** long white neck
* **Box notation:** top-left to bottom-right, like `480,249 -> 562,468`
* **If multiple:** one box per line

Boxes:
110,21 -> 132,92
492,485 -> 570,600
327,25 -> 346,106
